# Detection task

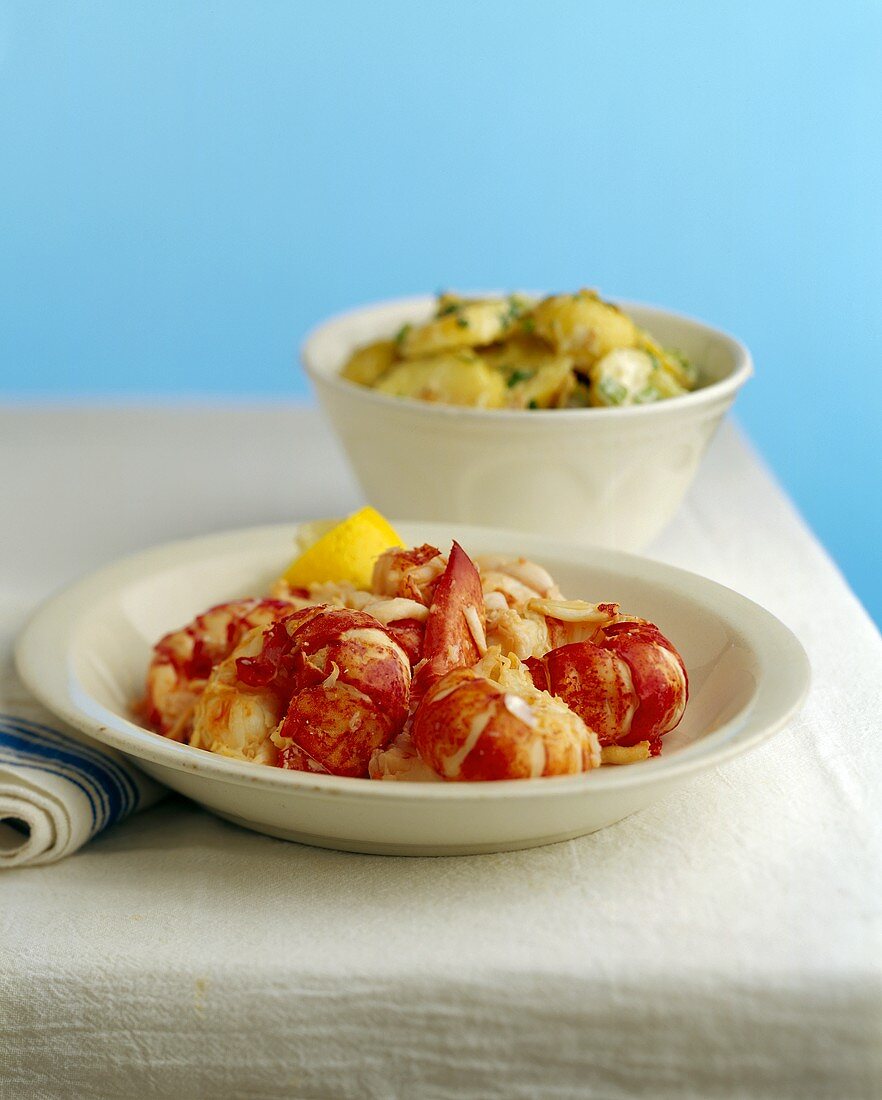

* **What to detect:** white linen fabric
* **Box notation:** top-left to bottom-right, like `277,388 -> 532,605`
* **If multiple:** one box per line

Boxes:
0,407 -> 879,1100
0,602 -> 163,867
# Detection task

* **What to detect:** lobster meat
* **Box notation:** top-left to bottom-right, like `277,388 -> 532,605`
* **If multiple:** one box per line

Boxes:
147,536 -> 690,781
143,597 -> 297,740
527,619 -> 688,754
234,606 -> 412,777
366,543 -> 450,666
412,655 -> 600,781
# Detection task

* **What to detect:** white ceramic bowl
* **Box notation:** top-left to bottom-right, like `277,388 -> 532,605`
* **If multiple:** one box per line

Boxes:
303,296 -> 752,551
15,522 -> 808,856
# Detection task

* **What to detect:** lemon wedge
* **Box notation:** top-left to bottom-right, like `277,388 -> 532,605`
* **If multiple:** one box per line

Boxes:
280,507 -> 405,590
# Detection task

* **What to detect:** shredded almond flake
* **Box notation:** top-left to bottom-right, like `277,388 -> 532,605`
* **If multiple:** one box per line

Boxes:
464,605 -> 487,654
321,662 -> 341,690
601,742 -> 651,765
528,598 -> 620,624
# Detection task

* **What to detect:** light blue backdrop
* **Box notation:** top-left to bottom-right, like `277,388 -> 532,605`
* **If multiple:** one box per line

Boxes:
1,1 -> 880,623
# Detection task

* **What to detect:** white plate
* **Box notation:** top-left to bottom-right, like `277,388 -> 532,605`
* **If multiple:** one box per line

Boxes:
15,523 -> 810,856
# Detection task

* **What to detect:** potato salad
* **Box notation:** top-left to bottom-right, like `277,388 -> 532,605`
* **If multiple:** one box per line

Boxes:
340,290 -> 698,409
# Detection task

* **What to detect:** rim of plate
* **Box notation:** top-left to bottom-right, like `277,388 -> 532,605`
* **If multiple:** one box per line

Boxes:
301,294 -> 754,422
14,521 -> 810,802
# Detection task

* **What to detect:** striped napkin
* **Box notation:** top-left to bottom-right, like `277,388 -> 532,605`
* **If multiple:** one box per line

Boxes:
1,600 -> 163,868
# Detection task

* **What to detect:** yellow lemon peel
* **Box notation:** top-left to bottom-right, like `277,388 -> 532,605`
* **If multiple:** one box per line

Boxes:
280,507 -> 405,590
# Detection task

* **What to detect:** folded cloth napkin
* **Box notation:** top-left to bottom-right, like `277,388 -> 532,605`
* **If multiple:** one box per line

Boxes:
1,598 -> 164,868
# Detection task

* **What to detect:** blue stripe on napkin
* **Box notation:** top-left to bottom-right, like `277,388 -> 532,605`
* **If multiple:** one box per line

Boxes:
7,715 -> 141,820
0,714 -> 140,832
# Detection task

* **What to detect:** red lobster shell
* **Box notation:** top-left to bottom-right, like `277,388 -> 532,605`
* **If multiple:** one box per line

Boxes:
372,543 -> 446,605
235,606 -> 411,777
411,541 -> 486,705
412,666 -> 597,781
143,598 -> 296,738
528,619 -> 688,754
370,543 -> 449,666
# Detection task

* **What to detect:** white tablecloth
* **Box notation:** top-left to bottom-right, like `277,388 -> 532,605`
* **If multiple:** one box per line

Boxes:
1,406 -> 880,1100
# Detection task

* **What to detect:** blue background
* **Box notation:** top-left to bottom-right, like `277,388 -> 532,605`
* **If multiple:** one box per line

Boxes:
1,1 -> 880,623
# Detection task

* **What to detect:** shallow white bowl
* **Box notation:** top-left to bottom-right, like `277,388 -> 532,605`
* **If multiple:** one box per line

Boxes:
304,296 -> 753,551
15,523 -> 808,856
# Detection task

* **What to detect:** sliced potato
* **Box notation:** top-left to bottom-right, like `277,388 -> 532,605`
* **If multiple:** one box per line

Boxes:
340,339 -> 398,387
637,332 -> 699,390
588,348 -> 688,407
477,336 -> 571,411
399,295 -> 528,358
481,334 -> 559,372
513,360 -> 577,408
374,352 -> 507,408
532,289 -> 638,365
563,380 -> 592,407
482,336 -> 577,409
338,289 -> 699,411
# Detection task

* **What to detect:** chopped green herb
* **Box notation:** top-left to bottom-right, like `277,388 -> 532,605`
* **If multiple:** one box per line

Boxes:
506,369 -> 534,388
436,301 -> 459,318
598,377 -> 628,405
394,323 -> 412,347
667,348 -> 698,385
498,296 -> 526,328
566,383 -> 592,408
528,399 -> 539,409
521,316 -> 536,334
455,316 -> 469,329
